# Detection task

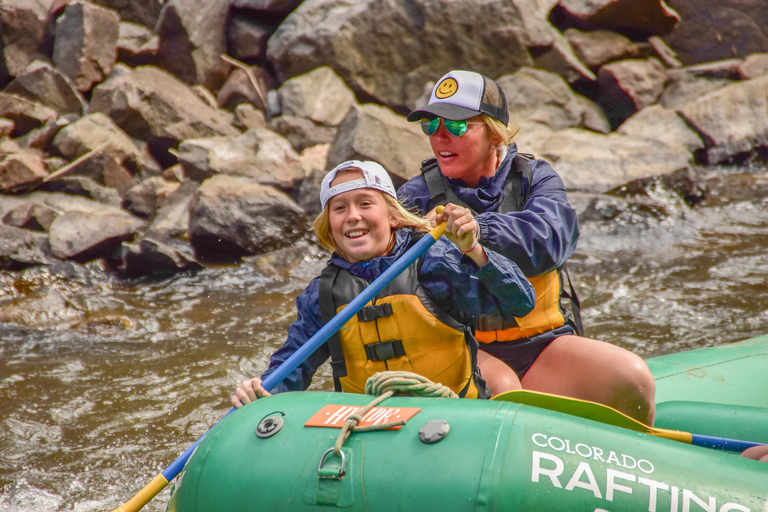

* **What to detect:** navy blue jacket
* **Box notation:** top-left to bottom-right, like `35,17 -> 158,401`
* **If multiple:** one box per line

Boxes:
397,144 -> 579,277
261,228 -> 535,393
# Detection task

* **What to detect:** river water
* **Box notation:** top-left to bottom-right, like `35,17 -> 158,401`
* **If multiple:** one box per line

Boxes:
1,164 -> 767,511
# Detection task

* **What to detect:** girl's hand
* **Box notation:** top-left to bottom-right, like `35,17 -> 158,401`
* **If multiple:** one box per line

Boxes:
231,377 -> 271,408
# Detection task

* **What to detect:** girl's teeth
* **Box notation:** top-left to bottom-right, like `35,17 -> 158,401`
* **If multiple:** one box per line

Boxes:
346,230 -> 368,237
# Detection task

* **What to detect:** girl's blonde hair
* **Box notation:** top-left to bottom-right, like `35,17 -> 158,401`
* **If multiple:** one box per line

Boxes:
313,183 -> 433,259
482,113 -> 520,148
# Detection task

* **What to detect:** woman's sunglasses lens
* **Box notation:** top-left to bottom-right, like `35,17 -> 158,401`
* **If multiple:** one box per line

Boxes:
421,117 -> 440,136
421,117 -> 469,137
444,119 -> 468,137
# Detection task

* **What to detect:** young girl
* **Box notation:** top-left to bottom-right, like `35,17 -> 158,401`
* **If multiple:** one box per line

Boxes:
232,160 -> 535,405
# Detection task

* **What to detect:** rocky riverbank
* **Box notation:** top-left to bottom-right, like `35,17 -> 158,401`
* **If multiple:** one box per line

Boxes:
1,0 -> 767,326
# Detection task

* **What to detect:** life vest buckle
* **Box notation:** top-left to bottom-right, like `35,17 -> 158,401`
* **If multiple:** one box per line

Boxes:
357,303 -> 393,322
475,316 -> 518,332
365,340 -> 405,361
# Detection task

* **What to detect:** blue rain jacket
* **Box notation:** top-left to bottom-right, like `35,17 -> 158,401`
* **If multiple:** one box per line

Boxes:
397,144 -> 579,277
261,228 -> 535,393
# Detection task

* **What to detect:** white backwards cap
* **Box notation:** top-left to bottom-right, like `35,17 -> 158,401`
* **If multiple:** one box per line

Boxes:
319,160 -> 397,210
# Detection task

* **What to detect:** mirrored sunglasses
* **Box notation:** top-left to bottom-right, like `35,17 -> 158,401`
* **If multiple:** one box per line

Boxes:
420,117 -> 484,137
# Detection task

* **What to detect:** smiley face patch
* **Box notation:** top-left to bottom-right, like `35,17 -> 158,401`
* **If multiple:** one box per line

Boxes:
435,77 -> 459,99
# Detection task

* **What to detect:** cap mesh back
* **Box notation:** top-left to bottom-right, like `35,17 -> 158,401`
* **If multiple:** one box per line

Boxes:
480,75 -> 509,126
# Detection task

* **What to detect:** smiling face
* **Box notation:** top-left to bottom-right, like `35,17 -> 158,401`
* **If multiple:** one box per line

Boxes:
429,115 -> 501,187
328,170 -> 397,263
435,77 -> 459,99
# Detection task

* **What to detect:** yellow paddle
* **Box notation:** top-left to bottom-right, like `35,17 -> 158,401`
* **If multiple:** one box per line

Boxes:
493,389 -> 765,452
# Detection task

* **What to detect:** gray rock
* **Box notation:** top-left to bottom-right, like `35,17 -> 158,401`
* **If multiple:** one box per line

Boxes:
90,66 -> 240,147
2,202 -> 57,231
267,0 -> 533,112
533,128 -> 692,193
92,0 -> 165,29
0,0 -> 62,79
116,21 -> 159,68
5,60 -> 87,116
0,223 -> 53,269
118,237 -> 201,279
0,146 -> 48,192
0,92 -> 58,136
617,104 -> 704,153
564,29 -> 650,70
227,12 -> 275,63
153,0 -> 230,90
53,2 -> 120,92
122,176 -> 181,218
48,209 -> 146,261
177,128 -> 305,192
738,53 -> 768,80
36,176 -> 123,207
188,174 -> 308,262
278,67 -> 356,127
327,103 -> 432,185
557,0 -> 680,35
661,0 -> 768,66
52,112 -> 151,177
498,67 -> 585,131
597,58 -> 669,129
677,74 -> 768,163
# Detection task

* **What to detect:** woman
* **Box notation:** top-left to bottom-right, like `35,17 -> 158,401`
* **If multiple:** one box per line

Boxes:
232,160 -> 534,406
398,70 -> 656,425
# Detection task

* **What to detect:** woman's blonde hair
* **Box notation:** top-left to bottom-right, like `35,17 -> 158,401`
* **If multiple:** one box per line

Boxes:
313,185 -> 433,259
482,114 -> 520,148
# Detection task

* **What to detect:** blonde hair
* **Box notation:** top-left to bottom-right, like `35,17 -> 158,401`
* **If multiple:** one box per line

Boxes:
482,114 -> 520,148
313,191 -> 433,259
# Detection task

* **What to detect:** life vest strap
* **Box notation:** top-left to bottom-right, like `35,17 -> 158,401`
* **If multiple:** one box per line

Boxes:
357,303 -> 393,322
475,315 -> 519,332
365,340 -> 406,362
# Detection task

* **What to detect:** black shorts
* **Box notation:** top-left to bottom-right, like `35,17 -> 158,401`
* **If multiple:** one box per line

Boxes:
477,325 -> 575,379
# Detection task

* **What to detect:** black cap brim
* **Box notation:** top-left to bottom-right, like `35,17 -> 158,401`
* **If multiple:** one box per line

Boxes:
406,103 -> 482,122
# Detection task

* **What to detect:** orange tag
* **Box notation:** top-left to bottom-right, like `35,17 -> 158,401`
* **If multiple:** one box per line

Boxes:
305,404 -> 421,430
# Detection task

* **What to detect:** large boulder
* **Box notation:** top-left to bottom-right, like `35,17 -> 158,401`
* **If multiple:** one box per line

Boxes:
52,2 -> 120,93
555,0 -> 680,36
90,66 -> 239,165
0,0 -> 63,81
188,174 -> 309,262
267,0 -> 534,112
677,74 -> 768,163
176,128 -> 306,192
152,0 -> 230,91
48,209 -> 145,262
326,103 -> 432,185
661,0 -> 768,66
531,128 -> 692,193
4,60 -> 87,116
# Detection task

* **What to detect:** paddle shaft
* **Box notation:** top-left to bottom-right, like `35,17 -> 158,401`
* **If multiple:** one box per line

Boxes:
111,220 -> 447,512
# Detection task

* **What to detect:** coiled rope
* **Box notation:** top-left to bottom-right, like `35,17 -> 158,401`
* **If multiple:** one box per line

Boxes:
333,371 -> 456,455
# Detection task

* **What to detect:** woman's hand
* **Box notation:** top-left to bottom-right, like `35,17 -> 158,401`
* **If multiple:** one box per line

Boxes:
435,203 -> 479,252
434,203 -> 489,267
231,377 -> 271,408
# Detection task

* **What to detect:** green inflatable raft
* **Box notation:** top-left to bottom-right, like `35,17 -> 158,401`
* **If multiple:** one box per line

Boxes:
165,336 -> 768,512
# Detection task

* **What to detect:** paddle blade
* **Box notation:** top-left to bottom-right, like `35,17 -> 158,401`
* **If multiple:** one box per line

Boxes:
111,474 -> 169,512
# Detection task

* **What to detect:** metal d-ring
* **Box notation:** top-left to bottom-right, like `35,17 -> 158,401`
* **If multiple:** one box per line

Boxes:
317,448 -> 346,479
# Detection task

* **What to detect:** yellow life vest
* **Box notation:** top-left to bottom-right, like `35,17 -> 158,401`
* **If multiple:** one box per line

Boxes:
319,258 -> 482,398
420,155 -> 582,344
474,270 -> 565,343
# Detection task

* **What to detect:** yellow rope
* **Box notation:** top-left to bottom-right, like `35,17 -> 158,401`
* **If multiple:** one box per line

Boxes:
332,372 -> 456,456
365,371 -> 459,398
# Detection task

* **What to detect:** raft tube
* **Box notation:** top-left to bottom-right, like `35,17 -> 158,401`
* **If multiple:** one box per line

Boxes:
166,337 -> 768,512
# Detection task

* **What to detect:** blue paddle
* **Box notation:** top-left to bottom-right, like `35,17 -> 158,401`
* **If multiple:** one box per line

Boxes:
111,214 -> 448,512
